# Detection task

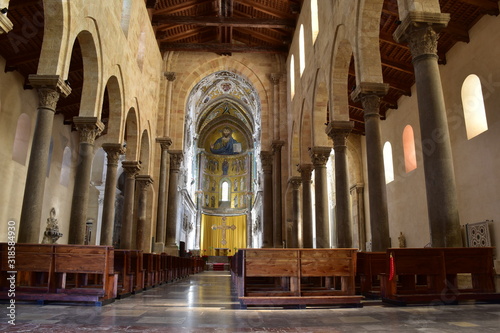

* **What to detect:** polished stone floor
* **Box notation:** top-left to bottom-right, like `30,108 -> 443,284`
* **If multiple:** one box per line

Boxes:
1,271 -> 500,332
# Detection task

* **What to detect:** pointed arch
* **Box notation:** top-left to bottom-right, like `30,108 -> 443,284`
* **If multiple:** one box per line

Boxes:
312,69 -> 330,146
330,25 -> 352,122
124,107 -> 139,160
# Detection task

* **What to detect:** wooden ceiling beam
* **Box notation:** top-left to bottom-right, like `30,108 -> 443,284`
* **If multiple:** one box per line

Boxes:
153,0 -> 216,15
234,27 -> 284,44
381,56 -> 414,75
152,15 -> 295,29
443,20 -> 470,43
235,0 -> 296,19
160,42 -> 288,54
458,0 -> 499,15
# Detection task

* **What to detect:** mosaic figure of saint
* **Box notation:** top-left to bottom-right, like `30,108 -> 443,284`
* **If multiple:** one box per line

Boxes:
210,126 -> 239,155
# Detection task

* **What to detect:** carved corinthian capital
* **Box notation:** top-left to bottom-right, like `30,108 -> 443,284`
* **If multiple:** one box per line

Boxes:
73,117 -> 105,145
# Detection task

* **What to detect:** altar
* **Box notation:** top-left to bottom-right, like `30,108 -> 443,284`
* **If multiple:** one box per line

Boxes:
200,214 -> 246,256
214,248 -> 229,256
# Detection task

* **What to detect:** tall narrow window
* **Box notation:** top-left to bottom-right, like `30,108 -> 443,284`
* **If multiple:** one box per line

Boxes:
299,25 -> 305,76
60,146 -> 72,187
12,113 -> 31,165
121,0 -> 132,37
311,0 -> 319,44
461,74 -> 488,139
221,181 -> 230,201
290,55 -> 295,99
383,142 -> 394,183
403,125 -> 417,173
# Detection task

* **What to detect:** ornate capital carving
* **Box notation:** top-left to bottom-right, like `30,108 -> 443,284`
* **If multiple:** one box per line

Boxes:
36,88 -> 61,111
136,175 -> 154,191
309,146 -> 331,167
122,161 -> 141,179
169,150 -> 183,170
270,73 -> 281,85
350,82 -> 388,119
164,72 -> 176,81
260,151 -> 273,172
156,137 -> 173,150
288,176 -> 302,190
271,140 -> 285,154
297,164 -> 313,181
326,121 -> 354,148
393,12 -> 450,62
102,143 -> 126,166
73,117 -> 105,145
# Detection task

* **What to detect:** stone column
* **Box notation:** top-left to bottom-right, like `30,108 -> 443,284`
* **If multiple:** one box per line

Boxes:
155,137 -> 172,252
394,13 -> 462,247
270,73 -> 281,139
18,75 -> 70,244
356,184 -> 367,251
351,83 -> 391,251
272,140 -> 285,247
326,121 -> 354,248
298,164 -> 314,248
120,161 -> 141,249
100,143 -> 126,245
261,151 -> 274,248
288,177 -> 302,248
68,117 -> 104,244
310,147 -> 331,248
163,72 -> 176,135
136,175 -> 153,252
165,150 -> 183,255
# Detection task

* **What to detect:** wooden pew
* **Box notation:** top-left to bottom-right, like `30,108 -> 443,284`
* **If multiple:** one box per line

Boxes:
356,252 -> 385,298
235,248 -> 363,308
0,244 -> 116,306
381,247 -> 500,305
114,249 -> 136,298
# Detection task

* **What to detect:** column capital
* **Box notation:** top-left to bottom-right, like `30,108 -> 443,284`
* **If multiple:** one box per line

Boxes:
136,174 -> 154,190
270,73 -> 281,85
309,146 -> 331,167
297,163 -> 314,181
102,143 -> 126,165
73,117 -> 105,145
326,121 -> 354,148
29,74 -> 72,98
0,9 -> 13,34
393,12 -> 450,61
271,140 -> 285,153
122,161 -> 141,178
288,176 -> 302,190
164,72 -> 176,81
168,150 -> 183,170
156,136 -> 173,150
260,151 -> 273,172
351,82 -> 389,102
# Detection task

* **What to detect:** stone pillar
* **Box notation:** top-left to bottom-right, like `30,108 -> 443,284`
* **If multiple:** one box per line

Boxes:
261,151 -> 274,248
272,140 -> 285,247
68,117 -> 104,244
18,75 -> 70,244
310,147 -> 331,248
136,175 -> 153,252
394,13 -> 462,247
165,150 -> 183,255
288,177 -> 302,248
298,164 -> 314,248
356,184 -> 367,251
326,121 -> 354,248
120,161 -> 141,249
351,83 -> 391,251
163,72 -> 176,135
270,73 -> 281,139
100,143 -> 126,245
155,137 -> 172,252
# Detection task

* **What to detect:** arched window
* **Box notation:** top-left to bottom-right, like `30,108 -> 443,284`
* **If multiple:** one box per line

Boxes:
383,142 -> 394,183
137,30 -> 146,71
311,0 -> 319,44
12,113 -> 31,165
59,147 -> 72,187
299,24 -> 305,76
402,125 -> 417,173
461,74 -> 488,139
221,181 -> 230,201
290,55 -> 295,99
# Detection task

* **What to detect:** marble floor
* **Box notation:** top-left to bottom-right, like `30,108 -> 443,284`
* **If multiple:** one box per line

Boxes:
1,271 -> 500,332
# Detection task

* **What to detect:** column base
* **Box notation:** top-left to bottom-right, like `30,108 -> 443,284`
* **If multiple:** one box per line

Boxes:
153,242 -> 165,253
164,245 -> 179,256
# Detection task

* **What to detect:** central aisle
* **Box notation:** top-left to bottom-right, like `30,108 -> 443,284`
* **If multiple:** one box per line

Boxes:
2,271 -> 500,332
